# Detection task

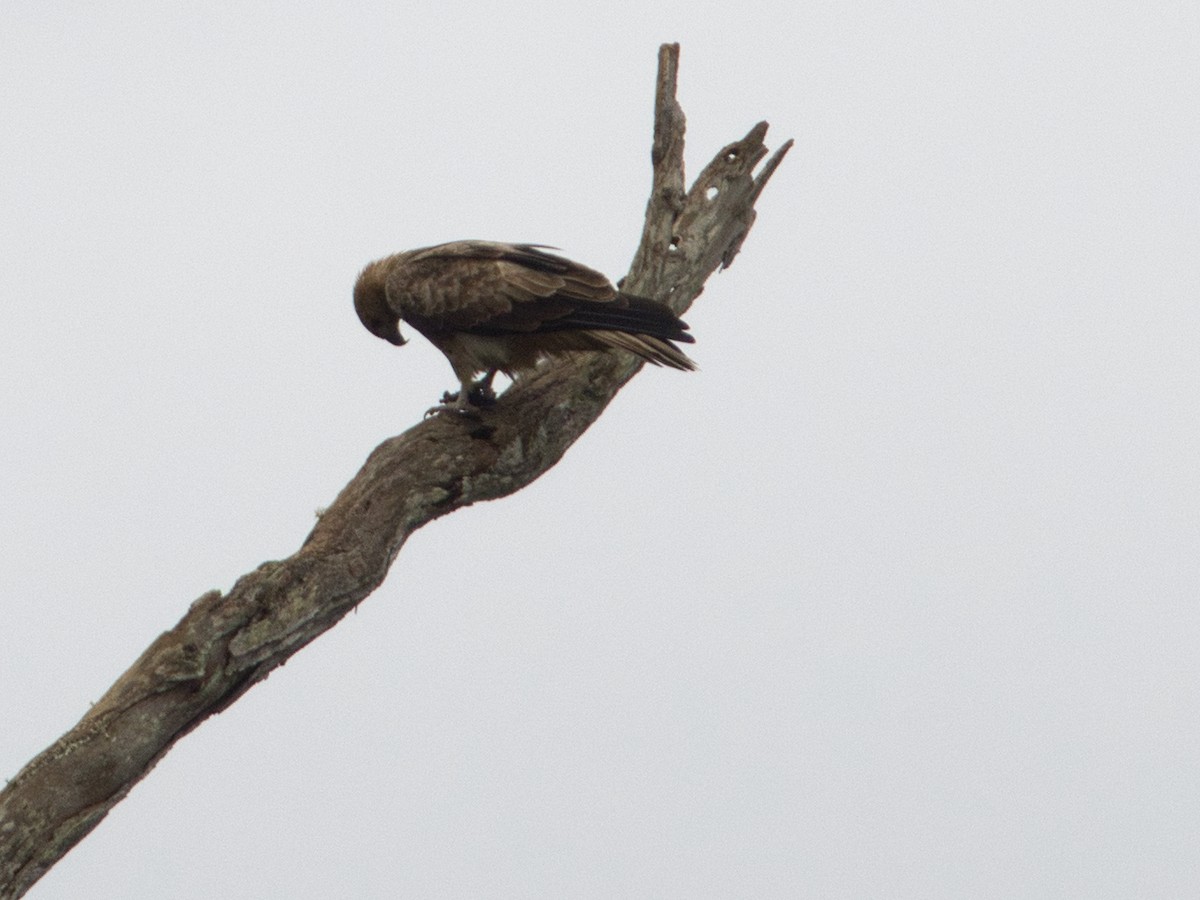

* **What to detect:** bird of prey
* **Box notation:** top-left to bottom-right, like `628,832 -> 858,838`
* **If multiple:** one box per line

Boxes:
353,240 -> 696,414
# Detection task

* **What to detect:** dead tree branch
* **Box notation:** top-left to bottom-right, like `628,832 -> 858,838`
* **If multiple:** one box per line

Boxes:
0,42 -> 790,899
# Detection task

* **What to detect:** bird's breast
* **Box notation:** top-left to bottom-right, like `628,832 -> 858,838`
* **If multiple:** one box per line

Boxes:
426,332 -> 536,378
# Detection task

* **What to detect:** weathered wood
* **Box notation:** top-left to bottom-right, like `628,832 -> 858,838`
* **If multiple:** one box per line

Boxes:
0,42 -> 790,899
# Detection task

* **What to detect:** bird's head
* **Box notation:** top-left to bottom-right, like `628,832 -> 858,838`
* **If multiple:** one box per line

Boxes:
353,260 -> 406,346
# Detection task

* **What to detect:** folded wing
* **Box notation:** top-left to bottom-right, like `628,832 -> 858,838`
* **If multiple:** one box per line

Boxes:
384,241 -> 695,369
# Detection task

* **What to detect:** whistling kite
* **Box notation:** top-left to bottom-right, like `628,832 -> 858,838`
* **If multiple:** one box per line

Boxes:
354,241 -> 696,414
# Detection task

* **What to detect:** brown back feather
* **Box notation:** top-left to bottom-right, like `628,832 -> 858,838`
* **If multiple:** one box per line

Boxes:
376,241 -> 696,368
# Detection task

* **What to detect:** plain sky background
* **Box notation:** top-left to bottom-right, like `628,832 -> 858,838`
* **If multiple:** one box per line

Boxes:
2,2 -> 1197,897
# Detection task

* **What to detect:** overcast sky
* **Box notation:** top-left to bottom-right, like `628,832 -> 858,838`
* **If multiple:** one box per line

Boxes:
2,2 -> 1198,898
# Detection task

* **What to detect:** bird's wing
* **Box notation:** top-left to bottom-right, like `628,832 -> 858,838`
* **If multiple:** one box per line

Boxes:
384,242 -> 612,331
385,241 -> 689,339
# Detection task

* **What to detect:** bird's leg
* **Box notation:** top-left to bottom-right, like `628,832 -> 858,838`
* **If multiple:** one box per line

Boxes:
426,374 -> 490,418
426,390 -> 474,418
467,369 -> 499,405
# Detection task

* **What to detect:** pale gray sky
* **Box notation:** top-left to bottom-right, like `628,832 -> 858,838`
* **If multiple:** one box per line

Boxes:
2,2 -> 1198,897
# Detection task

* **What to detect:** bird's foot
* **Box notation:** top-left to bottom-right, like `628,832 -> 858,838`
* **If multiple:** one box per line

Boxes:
424,368 -> 501,419
424,381 -> 496,418
466,377 -> 498,407
424,390 -> 483,419
424,401 -> 479,419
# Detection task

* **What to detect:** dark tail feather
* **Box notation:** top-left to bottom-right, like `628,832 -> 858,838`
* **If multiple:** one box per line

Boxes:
553,294 -> 694,344
588,330 -> 697,370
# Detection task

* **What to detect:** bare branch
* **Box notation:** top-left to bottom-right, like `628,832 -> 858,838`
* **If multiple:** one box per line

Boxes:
628,42 -> 688,291
0,42 -> 790,899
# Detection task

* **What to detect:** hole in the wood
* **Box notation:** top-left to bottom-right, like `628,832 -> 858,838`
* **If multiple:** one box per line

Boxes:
705,186 -> 719,201
668,238 -> 680,252
726,150 -> 738,162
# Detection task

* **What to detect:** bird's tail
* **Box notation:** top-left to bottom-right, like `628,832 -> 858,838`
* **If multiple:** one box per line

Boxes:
584,329 -> 697,370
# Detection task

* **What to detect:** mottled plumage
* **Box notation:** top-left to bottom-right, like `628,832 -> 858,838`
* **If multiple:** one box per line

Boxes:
354,241 -> 696,413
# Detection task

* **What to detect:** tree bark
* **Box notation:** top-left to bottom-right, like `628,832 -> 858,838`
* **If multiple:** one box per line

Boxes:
0,43 -> 790,899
